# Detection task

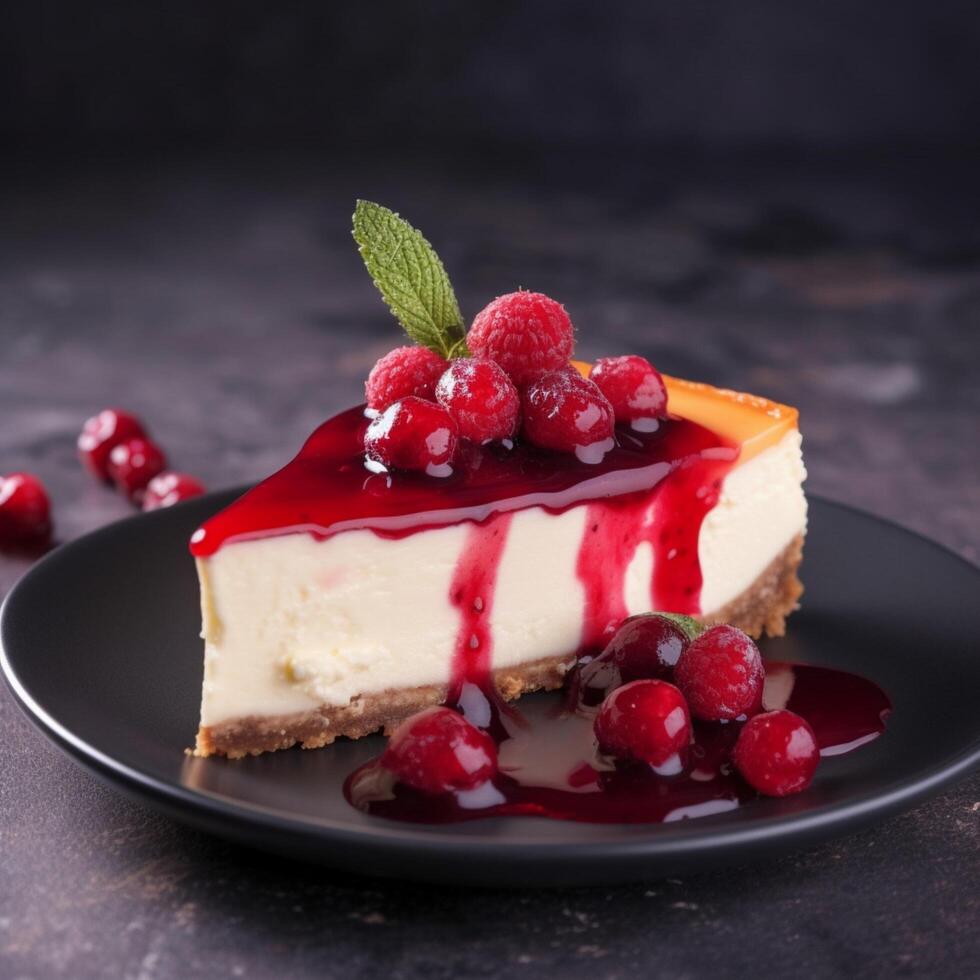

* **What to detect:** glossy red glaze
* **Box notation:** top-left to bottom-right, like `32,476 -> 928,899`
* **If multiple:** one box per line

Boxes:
345,662 -> 891,824
190,406 -> 739,580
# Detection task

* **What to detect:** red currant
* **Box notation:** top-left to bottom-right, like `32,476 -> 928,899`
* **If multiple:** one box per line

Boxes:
107,438 -> 167,501
733,709 -> 819,797
594,680 -> 691,771
578,614 -> 689,706
142,472 -> 206,510
364,397 -> 458,476
521,370 -> 615,462
77,409 -> 147,482
0,473 -> 52,546
381,706 -> 498,794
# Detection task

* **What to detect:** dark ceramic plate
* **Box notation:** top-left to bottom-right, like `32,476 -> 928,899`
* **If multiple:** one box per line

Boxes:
2,494 -> 978,886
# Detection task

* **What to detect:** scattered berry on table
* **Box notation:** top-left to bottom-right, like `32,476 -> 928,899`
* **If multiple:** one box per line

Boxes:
0,472 -> 52,546
143,472 -> 206,511
107,437 -> 167,501
77,409 -> 147,482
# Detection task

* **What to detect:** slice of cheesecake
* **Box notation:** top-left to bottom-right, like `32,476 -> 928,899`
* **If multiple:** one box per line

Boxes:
191,374 -> 805,758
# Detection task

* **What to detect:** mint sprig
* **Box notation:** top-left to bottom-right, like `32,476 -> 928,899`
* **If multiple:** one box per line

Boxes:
353,200 -> 469,359
655,613 -> 706,642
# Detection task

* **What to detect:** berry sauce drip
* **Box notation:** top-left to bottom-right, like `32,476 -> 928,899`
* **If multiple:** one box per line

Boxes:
446,513 -> 517,741
345,662 -> 892,824
189,406 -> 737,557
575,444 -> 732,648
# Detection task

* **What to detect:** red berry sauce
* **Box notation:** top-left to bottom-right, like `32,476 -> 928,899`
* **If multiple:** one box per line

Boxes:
345,659 -> 890,824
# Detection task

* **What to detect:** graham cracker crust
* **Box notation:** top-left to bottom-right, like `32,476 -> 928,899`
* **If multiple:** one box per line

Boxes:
196,533 -> 804,759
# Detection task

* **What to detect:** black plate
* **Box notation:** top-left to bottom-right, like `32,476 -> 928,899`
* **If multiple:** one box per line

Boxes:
2,494 -> 978,886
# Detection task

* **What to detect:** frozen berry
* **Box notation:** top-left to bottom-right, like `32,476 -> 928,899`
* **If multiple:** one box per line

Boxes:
435,357 -> 520,444
594,680 -> 691,771
578,614 -> 689,706
0,473 -> 52,545
142,472 -> 206,511
590,356 -> 668,426
365,346 -> 448,413
521,369 -> 615,462
467,291 -> 575,384
77,409 -> 147,482
107,438 -> 167,500
674,624 -> 764,721
382,706 -> 498,795
733,709 -> 819,797
364,396 -> 458,476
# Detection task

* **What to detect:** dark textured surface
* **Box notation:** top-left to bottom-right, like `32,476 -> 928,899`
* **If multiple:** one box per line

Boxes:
4,1 -> 980,150
1,152 -> 978,978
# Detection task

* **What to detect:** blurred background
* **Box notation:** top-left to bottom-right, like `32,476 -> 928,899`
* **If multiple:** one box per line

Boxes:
2,4 -> 980,977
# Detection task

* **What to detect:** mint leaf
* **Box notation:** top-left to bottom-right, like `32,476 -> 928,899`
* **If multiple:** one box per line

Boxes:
655,613 -> 706,642
353,201 -> 468,358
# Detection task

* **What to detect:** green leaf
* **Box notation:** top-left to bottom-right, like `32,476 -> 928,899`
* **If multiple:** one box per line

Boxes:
654,613 -> 706,642
352,200 -> 468,358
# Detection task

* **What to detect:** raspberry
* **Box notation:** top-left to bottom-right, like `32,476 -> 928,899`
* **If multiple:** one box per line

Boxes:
381,706 -> 498,794
77,409 -> 147,482
577,614 -> 689,706
365,346 -> 449,412
364,396 -> 458,476
594,680 -> 691,771
0,472 -> 52,546
521,370 -> 615,461
107,437 -> 167,501
733,709 -> 819,797
435,357 -> 520,444
143,472 -> 206,511
674,624 -> 764,721
467,291 -> 575,384
590,356 -> 668,425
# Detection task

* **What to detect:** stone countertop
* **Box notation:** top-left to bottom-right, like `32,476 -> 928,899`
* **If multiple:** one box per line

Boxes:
1,152 -> 978,978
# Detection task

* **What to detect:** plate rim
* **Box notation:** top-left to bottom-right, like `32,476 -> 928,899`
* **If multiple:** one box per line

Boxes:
2,493 -> 979,878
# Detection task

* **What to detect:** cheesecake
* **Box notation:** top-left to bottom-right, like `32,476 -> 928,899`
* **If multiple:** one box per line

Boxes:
191,373 -> 806,758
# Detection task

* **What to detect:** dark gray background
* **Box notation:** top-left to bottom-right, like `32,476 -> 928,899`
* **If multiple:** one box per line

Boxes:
2,4 -> 979,978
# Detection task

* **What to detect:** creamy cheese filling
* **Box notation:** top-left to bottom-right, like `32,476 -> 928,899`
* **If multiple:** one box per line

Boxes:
197,430 -> 806,727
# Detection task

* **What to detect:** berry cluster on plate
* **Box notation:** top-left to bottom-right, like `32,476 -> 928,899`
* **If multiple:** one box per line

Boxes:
380,614 -> 820,801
